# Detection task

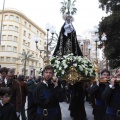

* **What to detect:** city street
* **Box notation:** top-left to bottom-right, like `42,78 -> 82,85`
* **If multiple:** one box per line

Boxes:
23,101 -> 94,120
61,101 -> 94,120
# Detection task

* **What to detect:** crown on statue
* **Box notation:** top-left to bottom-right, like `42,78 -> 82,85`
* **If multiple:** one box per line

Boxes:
62,13 -> 74,22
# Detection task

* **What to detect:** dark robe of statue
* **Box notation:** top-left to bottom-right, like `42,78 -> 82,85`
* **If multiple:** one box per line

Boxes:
69,82 -> 87,120
53,20 -> 83,57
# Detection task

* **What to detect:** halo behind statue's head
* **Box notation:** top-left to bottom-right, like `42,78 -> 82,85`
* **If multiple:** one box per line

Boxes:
62,14 -> 74,22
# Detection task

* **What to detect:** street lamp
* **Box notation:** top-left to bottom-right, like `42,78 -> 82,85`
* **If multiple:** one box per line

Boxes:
34,36 -> 45,61
34,23 -> 56,64
92,26 -> 107,59
79,40 -> 92,59
80,41 -> 84,53
85,44 -> 92,59
92,26 -> 107,75
0,0 -> 5,45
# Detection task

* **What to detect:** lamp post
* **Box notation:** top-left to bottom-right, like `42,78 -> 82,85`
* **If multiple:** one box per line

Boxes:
93,26 -> 107,68
86,44 -> 92,59
34,23 -> 56,64
92,26 -> 107,77
0,0 -> 5,45
80,41 -> 84,53
80,40 -> 92,59
34,36 -> 45,61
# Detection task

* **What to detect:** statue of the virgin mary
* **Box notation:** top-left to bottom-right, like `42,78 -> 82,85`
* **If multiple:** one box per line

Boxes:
53,14 -> 83,57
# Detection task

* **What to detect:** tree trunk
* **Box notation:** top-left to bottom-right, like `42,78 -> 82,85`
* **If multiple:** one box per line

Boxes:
24,59 -> 26,78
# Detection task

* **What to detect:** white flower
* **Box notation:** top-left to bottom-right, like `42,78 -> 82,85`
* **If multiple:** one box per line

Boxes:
50,54 -> 96,78
85,71 -> 88,76
73,63 -> 77,67
59,67 -> 62,70
62,70 -> 65,75
64,64 -> 68,69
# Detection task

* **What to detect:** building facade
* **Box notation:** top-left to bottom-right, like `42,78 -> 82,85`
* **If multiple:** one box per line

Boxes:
0,8 -> 46,77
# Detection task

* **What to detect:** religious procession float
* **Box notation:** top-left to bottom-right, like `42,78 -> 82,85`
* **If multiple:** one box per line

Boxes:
50,0 -> 97,85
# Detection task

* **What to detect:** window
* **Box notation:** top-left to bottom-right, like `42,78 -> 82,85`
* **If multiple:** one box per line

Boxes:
16,17 -> 19,22
8,35 -> 12,40
1,46 -> 5,51
23,31 -> 26,36
7,46 -> 12,51
13,47 -> 17,52
15,26 -> 18,32
28,42 -> 30,47
24,21 -> 27,26
6,57 -> 10,62
36,62 -> 37,66
23,49 -> 25,52
9,25 -> 13,30
10,15 -> 14,20
32,52 -> 34,57
39,63 -> 41,67
36,54 -> 38,58
14,36 -> 17,41
0,57 -> 4,62
29,25 -> 31,29
27,51 -> 30,54
12,57 -> 16,62
23,40 -> 26,45
2,35 -> 6,40
4,15 -> 8,20
3,25 -> 7,30
37,30 -> 39,35
28,33 -> 31,39
40,33 -> 42,37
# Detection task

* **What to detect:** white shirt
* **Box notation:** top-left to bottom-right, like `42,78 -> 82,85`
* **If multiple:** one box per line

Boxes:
43,80 -> 48,87
4,78 -> 8,85
64,21 -> 74,36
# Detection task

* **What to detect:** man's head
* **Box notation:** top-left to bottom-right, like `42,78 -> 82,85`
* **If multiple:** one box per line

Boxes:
0,87 -> 11,104
101,69 -> 110,80
42,65 -> 54,82
0,67 -> 8,80
18,75 -> 25,81
6,69 -> 14,82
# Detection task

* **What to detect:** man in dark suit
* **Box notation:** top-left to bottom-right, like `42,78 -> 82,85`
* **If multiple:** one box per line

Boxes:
0,68 -> 22,120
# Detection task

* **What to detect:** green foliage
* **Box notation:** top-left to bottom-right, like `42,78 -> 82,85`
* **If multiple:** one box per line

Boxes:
19,51 -> 33,62
99,0 -> 120,13
98,0 -> 120,69
60,0 -> 77,15
18,51 -> 33,76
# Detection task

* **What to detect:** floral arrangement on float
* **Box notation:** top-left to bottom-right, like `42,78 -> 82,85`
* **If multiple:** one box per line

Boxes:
50,54 -> 96,84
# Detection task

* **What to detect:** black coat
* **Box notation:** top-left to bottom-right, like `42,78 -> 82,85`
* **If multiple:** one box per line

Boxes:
27,81 -> 64,120
0,102 -> 17,120
53,23 -> 83,56
89,83 -> 106,120
102,84 -> 120,120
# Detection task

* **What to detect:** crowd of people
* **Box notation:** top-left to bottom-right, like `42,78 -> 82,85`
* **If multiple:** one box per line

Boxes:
0,65 -> 120,120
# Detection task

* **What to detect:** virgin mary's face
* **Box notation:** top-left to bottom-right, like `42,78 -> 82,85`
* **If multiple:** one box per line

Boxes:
67,19 -> 70,24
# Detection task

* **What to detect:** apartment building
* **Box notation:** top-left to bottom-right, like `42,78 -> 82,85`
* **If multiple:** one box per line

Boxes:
0,8 -> 46,77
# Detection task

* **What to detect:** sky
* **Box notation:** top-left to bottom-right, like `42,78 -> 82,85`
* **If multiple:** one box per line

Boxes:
0,0 -> 108,37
